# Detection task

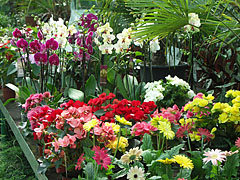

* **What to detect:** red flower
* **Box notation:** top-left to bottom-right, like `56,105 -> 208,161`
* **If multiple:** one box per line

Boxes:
92,146 -> 111,170
75,153 -> 85,170
176,123 -> 193,139
197,128 -> 213,142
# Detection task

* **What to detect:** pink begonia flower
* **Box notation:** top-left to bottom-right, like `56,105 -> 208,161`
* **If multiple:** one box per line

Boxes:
46,38 -> 59,50
131,121 -> 158,136
34,124 -> 44,139
67,134 -> 76,145
37,31 -> 43,40
49,53 -> 59,66
160,105 -> 182,124
67,118 -> 81,128
235,137 -> 240,148
16,38 -> 28,49
12,28 -> 22,38
34,52 -> 48,65
58,136 -> 70,147
52,138 -> 60,152
193,93 -> 204,99
74,127 -> 87,140
203,149 -> 226,166
43,91 -> 51,99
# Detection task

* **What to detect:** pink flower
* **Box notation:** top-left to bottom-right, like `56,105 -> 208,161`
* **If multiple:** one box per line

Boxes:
49,53 -> 59,66
67,118 -> 81,128
37,31 -> 43,40
29,40 -> 41,53
46,38 -> 58,50
43,91 -> 51,99
235,137 -> 240,148
34,124 -> 44,139
92,146 -> 111,170
160,105 -> 182,124
58,136 -> 70,147
193,93 -> 204,99
203,149 -> 226,166
12,28 -> 22,38
74,127 -> 87,140
75,153 -> 85,170
16,38 -> 28,49
131,121 -> 158,136
176,123 -> 193,139
67,134 -> 76,145
34,52 -> 48,65
52,138 -> 60,152
197,128 -> 213,142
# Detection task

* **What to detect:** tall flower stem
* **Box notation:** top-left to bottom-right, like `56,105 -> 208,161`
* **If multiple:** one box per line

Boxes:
112,128 -> 121,162
187,134 -> 192,152
93,161 -> 99,180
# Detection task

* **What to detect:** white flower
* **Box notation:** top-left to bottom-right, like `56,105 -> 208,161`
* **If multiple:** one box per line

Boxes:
121,147 -> 142,164
99,43 -> 114,54
102,33 -> 115,43
127,166 -> 145,180
150,38 -> 160,53
184,13 -> 201,32
166,75 -> 190,89
97,22 -> 113,35
67,25 -> 77,35
114,42 -> 125,54
187,90 -> 195,99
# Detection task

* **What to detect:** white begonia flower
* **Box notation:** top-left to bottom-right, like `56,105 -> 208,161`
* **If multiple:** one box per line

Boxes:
127,166 -> 145,180
187,90 -> 196,99
150,38 -> 160,53
166,75 -> 191,89
67,25 -> 77,35
102,33 -> 115,43
99,43 -> 114,54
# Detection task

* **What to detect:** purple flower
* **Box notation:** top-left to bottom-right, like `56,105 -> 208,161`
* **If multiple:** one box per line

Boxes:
12,28 -> 22,38
49,54 -> 59,66
87,13 -> 98,21
34,52 -> 48,65
29,40 -> 41,53
16,38 -> 28,49
88,45 -> 93,54
46,38 -> 58,50
37,31 -> 43,40
40,44 -> 47,54
86,32 -> 93,45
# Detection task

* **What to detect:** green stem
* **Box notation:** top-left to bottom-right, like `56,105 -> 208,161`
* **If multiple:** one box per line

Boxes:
112,128 -> 121,162
187,134 -> 192,152
160,136 -> 165,153
93,161 -> 99,180
201,136 -> 204,153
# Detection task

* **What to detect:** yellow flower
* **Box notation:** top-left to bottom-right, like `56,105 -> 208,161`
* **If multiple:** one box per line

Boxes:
211,127 -> 217,134
198,99 -> 209,107
173,155 -> 194,169
203,94 -> 214,101
158,121 -> 175,140
150,116 -> 169,128
157,158 -> 175,164
105,122 -> 120,133
106,136 -> 128,152
115,115 -> 132,126
232,90 -> 240,97
83,119 -> 98,131
184,103 -> 191,111
189,131 -> 201,141
226,90 -> 234,98
218,113 -> 229,123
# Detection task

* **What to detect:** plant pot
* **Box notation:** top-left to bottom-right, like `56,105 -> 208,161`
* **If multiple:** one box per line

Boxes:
25,16 -> 37,27
140,63 -> 189,82
2,87 -> 15,101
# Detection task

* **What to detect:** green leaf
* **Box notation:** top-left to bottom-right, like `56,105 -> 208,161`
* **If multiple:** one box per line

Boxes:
85,75 -> 96,98
116,74 -> 128,99
7,61 -> 17,76
84,162 -> 95,180
111,168 -> 128,179
37,160 -> 50,174
148,176 -> 163,180
176,168 -> 192,179
141,133 -> 153,151
163,144 -> 184,158
83,147 -> 94,158
31,63 -> 41,76
223,153 -> 239,178
68,88 -> 84,101
107,68 -> 116,84
142,150 -> 153,164
94,109 -> 106,116
123,75 -> 138,98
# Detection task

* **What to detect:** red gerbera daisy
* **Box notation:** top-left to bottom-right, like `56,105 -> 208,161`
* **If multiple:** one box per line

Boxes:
176,123 -> 192,139
92,146 -> 111,170
197,128 -> 213,142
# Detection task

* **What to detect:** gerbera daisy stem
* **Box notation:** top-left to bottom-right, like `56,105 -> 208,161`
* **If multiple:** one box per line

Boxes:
158,133 -> 161,150
113,128 -> 121,162
160,136 -> 165,153
93,161 -> 99,180
201,136 -> 204,152
187,134 -> 192,152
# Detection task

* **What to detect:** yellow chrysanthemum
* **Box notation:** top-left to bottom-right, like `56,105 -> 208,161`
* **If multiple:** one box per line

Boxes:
158,121 -> 175,140
157,158 -> 175,164
173,155 -> 194,169
115,115 -> 132,126
106,136 -> 128,152
105,122 -> 120,133
83,119 -> 98,131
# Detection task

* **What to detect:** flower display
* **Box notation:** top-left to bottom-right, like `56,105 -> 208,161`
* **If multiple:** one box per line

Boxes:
127,166 -> 145,180
173,155 -> 194,169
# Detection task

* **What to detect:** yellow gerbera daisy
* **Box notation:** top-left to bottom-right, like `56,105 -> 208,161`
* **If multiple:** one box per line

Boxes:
115,115 -> 132,126
157,158 -> 175,164
83,119 -> 98,131
173,155 -> 194,169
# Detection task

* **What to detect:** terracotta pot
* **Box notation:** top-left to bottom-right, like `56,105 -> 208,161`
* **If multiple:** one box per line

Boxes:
2,87 -> 15,101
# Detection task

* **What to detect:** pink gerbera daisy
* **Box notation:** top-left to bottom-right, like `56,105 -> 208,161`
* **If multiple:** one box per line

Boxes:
235,137 -> 240,148
203,149 -> 226,166
92,146 -> 111,170
197,128 -> 213,142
